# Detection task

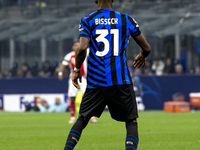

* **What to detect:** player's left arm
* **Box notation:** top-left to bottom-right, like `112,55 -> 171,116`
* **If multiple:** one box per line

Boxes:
133,34 -> 151,68
127,14 -> 151,68
72,37 -> 89,89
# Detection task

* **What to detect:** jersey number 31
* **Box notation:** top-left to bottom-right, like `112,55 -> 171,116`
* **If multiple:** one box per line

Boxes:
95,29 -> 119,57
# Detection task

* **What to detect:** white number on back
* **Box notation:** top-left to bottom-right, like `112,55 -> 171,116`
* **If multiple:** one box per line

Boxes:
95,29 -> 119,57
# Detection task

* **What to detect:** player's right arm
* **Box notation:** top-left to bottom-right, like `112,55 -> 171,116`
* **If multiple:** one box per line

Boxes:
72,37 -> 89,89
72,18 -> 90,89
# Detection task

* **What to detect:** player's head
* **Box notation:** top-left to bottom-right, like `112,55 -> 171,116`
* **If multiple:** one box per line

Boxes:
72,41 -> 79,51
94,0 -> 114,4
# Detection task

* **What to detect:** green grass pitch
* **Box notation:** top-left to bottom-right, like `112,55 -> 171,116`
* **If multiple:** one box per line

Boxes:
0,111 -> 200,150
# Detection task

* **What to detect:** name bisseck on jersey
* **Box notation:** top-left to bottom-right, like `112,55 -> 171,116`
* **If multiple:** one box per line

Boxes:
95,18 -> 118,25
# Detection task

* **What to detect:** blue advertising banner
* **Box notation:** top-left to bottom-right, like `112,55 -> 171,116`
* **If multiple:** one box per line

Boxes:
140,75 -> 200,110
0,77 -> 68,94
0,76 -> 200,110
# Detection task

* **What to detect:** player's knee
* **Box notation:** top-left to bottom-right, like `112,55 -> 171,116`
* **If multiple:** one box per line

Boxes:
70,97 -> 76,102
126,119 -> 137,126
77,116 -> 90,129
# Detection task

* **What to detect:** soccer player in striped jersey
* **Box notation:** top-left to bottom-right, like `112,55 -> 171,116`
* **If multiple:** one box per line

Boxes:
64,0 -> 151,150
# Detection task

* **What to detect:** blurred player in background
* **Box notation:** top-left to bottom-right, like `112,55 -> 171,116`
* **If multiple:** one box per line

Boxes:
58,41 -> 97,124
63,0 -> 151,150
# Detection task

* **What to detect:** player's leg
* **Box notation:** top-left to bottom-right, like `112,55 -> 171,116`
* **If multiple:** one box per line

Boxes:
106,84 -> 139,150
125,119 -> 139,150
80,77 -> 97,123
64,115 -> 90,150
68,79 -> 78,124
64,87 -> 106,150
68,97 -> 76,124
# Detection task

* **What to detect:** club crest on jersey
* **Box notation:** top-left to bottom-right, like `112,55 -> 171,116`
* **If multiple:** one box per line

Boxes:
95,18 -> 118,25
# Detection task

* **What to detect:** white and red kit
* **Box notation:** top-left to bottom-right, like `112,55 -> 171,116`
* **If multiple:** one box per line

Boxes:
62,51 -> 87,97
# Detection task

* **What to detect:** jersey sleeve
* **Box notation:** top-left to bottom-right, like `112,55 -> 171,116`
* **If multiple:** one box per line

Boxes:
127,14 -> 141,38
62,53 -> 71,66
79,17 -> 90,40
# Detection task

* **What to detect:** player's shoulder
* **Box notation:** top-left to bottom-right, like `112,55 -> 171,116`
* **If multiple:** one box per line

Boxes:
113,10 -> 128,16
114,10 -> 124,15
114,11 -> 133,20
124,13 -> 133,19
81,10 -> 99,22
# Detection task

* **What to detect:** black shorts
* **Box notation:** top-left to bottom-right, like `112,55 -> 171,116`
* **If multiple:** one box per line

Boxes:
79,84 -> 138,122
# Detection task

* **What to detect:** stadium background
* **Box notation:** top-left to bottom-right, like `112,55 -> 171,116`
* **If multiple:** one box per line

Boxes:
0,0 -> 200,111
0,1 -> 200,150
0,0 -> 200,73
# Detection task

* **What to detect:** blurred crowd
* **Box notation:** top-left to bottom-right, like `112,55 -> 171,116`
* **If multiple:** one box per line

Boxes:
0,57 -> 200,79
0,60 -> 62,79
128,57 -> 200,76
0,0 -> 180,9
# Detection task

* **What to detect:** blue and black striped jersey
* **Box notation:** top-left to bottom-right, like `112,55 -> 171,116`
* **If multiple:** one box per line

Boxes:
79,9 -> 141,88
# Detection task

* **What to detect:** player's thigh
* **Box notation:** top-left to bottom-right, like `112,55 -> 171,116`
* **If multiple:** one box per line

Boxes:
68,79 -> 78,97
107,84 -> 138,121
79,88 -> 106,119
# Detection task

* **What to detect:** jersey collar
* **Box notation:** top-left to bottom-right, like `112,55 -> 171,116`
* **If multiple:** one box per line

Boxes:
98,9 -> 113,11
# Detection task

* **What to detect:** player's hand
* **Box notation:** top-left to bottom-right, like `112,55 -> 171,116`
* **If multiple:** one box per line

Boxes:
58,72 -> 64,80
133,52 -> 146,68
58,74 -> 64,80
72,72 -> 82,89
